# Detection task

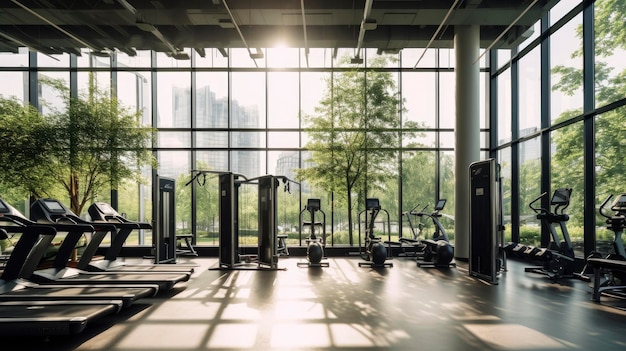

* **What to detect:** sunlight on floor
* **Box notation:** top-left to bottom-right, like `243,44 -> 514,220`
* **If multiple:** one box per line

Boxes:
463,324 -> 575,350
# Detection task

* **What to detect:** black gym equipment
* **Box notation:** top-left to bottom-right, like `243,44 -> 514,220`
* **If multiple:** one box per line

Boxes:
583,193 -> 626,300
0,198 -> 158,308
297,198 -> 329,268
188,170 -> 295,270
153,176 -> 177,264
504,188 -> 577,282
358,198 -> 393,268
469,158 -> 506,285
27,198 -> 190,290
406,199 -> 456,268
76,201 -> 195,274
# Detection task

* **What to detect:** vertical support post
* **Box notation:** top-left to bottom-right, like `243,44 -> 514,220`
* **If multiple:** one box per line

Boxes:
455,25 -> 481,259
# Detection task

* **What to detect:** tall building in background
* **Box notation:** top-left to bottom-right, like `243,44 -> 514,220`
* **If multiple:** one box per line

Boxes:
161,84 -> 260,177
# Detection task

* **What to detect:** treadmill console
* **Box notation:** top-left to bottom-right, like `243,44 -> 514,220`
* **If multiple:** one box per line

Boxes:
88,202 -> 120,221
41,199 -> 68,214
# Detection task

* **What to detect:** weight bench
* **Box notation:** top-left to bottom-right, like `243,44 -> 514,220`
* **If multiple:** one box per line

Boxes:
587,257 -> 626,301
176,234 -> 198,257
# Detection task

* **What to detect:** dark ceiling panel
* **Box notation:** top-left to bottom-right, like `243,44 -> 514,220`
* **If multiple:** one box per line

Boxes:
0,0 -> 558,58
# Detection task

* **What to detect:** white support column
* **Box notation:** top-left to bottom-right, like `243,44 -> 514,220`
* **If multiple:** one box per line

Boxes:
454,25 -> 480,260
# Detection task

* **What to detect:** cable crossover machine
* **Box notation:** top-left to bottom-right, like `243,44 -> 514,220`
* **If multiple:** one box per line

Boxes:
187,170 -> 297,271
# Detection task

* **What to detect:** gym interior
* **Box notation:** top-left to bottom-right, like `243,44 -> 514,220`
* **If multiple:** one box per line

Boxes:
1,0 -> 626,350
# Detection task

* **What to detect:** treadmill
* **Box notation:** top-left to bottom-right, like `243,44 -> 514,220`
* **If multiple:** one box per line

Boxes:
75,201 -> 195,274
0,199 -> 158,308
0,222 -> 124,337
0,299 -> 123,337
24,198 -> 191,291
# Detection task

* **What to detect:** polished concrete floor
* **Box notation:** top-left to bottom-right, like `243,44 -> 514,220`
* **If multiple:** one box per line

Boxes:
8,256 -> 626,351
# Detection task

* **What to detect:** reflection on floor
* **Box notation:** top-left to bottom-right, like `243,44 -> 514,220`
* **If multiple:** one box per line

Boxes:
10,257 -> 626,351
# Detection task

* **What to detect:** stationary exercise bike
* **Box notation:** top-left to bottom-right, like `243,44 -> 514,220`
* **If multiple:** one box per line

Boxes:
297,198 -> 329,267
406,199 -> 455,268
358,198 -> 392,268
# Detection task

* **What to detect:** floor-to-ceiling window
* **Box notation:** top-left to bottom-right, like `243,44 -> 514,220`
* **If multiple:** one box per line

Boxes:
0,45 -> 491,251
494,0 -> 626,258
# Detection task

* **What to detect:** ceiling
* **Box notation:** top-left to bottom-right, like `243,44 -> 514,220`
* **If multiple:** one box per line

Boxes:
0,0 -> 559,59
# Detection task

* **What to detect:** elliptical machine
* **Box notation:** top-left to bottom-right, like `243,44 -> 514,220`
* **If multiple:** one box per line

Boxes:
297,198 -> 329,267
409,199 -> 455,268
358,198 -> 392,268
585,193 -> 626,286
521,188 -> 577,282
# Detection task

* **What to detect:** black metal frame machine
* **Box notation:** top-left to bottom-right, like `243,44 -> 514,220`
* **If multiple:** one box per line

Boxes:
297,198 -> 329,268
358,198 -> 392,268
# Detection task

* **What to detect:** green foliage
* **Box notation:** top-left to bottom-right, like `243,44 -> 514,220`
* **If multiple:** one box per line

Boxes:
0,75 -> 156,215
550,0 -> 626,231
297,54 -> 418,244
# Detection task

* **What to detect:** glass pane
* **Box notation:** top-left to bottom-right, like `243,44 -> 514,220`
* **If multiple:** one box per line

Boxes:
232,151 -> 264,178
440,150 -> 455,243
195,132 -> 228,148
550,0 -> 581,26
196,150 -> 228,171
334,48 -> 361,68
268,72 -> 299,129
157,151 -> 191,238
231,48 -> 265,68
117,50 -> 151,67
157,72 -> 191,128
0,47 -> 29,67
439,72 -> 455,128
156,49 -> 192,68
402,72 -> 436,128
268,151 -> 300,243
231,131 -> 265,148
300,72 -> 329,118
194,48 -> 228,68
267,47 -> 299,68
39,71 -> 70,116
77,50 -> 110,68
366,49 -> 398,68
594,106 -> 626,256
440,131 -> 455,148
497,49 -> 511,70
401,151 -> 436,240
518,137 -> 541,246
0,72 -> 27,101
402,48 -> 436,68
301,48 -> 333,68
594,0 -> 626,109
550,13 -> 583,124
519,47 -> 541,137
158,131 -> 191,148
551,122 -> 584,257
518,21 -> 541,52
117,71 -> 152,126
498,148 -> 512,243
37,52 -> 69,67
497,68 -> 512,145
78,72 -> 111,95
194,174 -> 219,246
196,72 -> 228,128
403,131 -> 436,148
232,72 -> 266,128
268,132 -> 299,148
439,49 -> 455,68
